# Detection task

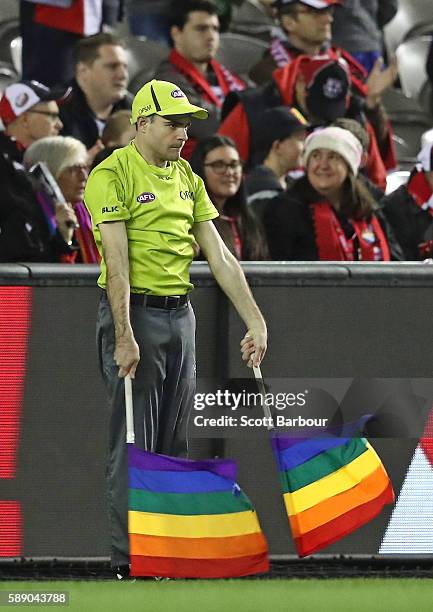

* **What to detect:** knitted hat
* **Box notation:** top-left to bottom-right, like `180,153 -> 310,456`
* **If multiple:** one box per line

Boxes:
303,126 -> 363,176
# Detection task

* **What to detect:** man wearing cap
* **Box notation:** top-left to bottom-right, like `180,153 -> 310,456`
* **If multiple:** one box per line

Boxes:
245,106 -> 308,219
381,143 -> 433,260
0,80 -> 69,163
248,0 -> 398,174
84,79 -> 267,574
0,80 -> 78,262
153,0 -> 247,159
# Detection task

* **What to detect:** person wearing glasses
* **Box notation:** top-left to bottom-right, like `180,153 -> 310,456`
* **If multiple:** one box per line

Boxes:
190,135 -> 269,260
0,80 -> 81,263
23,136 -> 99,264
0,80 -> 69,165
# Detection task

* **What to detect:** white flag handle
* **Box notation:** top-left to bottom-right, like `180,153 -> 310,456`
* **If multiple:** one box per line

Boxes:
125,375 -> 135,443
252,362 -> 274,430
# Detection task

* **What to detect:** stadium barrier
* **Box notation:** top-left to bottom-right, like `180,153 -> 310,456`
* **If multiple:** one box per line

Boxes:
1,262 -> 433,559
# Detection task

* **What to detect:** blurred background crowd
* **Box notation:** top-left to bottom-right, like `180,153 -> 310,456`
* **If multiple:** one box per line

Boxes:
1,0 -> 433,264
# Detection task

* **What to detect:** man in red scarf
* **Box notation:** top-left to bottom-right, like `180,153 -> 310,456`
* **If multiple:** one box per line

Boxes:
153,0 -> 247,159
382,142 -> 433,260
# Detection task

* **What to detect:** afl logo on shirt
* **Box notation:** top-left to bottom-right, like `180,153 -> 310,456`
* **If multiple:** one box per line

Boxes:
171,89 -> 185,99
137,192 -> 156,204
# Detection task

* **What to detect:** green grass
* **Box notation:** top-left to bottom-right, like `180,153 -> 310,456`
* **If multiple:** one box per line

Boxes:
1,579 -> 432,612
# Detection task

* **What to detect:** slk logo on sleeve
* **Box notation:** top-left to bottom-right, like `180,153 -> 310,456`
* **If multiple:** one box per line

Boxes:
137,192 -> 156,204
102,206 -> 119,213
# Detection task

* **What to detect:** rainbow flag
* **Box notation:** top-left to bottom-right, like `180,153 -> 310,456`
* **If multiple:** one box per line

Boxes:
128,446 -> 269,578
272,435 -> 395,557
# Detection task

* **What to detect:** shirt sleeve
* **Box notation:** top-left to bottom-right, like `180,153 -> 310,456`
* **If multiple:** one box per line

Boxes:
84,165 -> 130,229
193,174 -> 219,223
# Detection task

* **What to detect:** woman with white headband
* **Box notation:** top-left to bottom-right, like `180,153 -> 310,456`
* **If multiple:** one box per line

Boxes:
263,126 -> 403,261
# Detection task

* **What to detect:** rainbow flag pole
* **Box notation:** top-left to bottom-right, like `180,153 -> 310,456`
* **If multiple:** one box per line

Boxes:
124,376 -> 269,578
252,366 -> 395,557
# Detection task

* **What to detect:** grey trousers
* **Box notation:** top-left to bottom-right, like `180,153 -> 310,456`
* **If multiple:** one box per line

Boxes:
96,293 -> 196,566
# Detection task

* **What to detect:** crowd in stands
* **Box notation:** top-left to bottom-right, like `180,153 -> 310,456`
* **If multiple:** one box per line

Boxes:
1,0 -> 433,265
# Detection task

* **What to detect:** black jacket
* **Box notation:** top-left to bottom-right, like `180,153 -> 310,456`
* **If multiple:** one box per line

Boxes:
0,132 -> 75,263
60,80 -> 133,149
263,176 -> 404,261
381,181 -> 433,260
245,164 -> 286,221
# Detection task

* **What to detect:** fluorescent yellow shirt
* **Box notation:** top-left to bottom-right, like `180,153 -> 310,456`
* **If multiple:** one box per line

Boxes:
84,142 -> 218,294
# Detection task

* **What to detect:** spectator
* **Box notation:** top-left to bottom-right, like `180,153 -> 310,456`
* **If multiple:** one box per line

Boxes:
332,0 -> 398,74
60,33 -> 132,152
23,136 -> 99,263
125,0 -> 244,42
0,80 -> 78,262
248,0 -> 398,171
102,110 -> 136,147
245,106 -> 308,219
220,55 -> 389,189
381,142 -> 433,261
153,0 -> 247,158
20,0 -> 121,87
0,80 -> 69,163
190,135 -> 268,259
263,126 -> 403,260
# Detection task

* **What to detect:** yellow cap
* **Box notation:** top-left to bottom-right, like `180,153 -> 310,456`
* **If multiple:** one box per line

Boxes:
131,79 -> 209,124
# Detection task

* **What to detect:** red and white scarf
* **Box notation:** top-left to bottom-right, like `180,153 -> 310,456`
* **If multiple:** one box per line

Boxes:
169,49 -> 246,109
311,201 -> 390,261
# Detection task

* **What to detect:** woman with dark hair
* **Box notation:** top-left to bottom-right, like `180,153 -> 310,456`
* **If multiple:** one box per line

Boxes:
263,126 -> 403,261
190,135 -> 268,260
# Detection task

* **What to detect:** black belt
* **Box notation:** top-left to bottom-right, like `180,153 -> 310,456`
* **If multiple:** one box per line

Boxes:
131,293 -> 189,309
101,290 -> 189,310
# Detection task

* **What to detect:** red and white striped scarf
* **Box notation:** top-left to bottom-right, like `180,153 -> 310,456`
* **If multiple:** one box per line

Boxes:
169,49 -> 246,109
